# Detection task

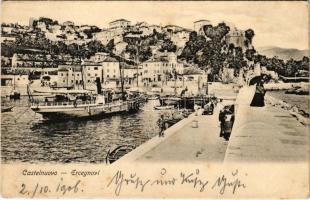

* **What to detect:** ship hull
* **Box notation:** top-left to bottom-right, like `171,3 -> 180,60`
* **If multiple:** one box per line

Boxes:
31,101 -> 140,120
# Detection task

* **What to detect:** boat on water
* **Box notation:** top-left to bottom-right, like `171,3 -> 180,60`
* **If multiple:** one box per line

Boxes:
28,85 -> 141,120
9,72 -> 21,100
154,105 -> 175,110
285,87 -> 309,95
159,95 -> 214,110
1,106 -> 14,113
9,90 -> 21,100
106,145 -> 135,164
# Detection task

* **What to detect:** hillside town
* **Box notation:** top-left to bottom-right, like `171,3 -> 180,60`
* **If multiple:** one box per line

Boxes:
3,17 -> 308,92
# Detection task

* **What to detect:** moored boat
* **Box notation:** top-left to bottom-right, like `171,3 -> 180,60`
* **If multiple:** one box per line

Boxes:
106,145 -> 135,164
154,105 -> 175,110
29,89 -> 140,120
1,106 -> 14,113
9,89 -> 21,100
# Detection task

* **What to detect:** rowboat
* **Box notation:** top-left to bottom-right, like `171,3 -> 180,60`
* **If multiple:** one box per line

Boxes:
106,145 -> 135,164
1,106 -> 14,113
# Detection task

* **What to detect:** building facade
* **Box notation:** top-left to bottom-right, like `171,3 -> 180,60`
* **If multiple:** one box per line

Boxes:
109,19 -> 131,29
170,30 -> 191,49
94,28 -> 124,45
225,27 -> 246,49
193,20 -> 211,35
142,53 -> 184,86
57,65 -> 83,87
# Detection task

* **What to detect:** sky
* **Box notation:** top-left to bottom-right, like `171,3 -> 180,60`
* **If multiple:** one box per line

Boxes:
1,1 -> 309,50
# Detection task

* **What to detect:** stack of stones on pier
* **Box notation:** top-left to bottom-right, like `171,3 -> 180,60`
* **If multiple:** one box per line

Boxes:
265,95 -> 310,126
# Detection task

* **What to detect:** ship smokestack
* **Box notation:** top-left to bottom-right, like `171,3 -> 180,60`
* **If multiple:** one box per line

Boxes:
96,78 -> 102,94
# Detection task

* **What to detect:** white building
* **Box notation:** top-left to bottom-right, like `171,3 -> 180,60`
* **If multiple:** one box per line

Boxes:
83,56 -> 121,84
84,64 -> 103,84
225,27 -> 246,49
109,19 -> 131,29
87,52 -> 110,63
170,30 -> 191,49
193,20 -> 211,35
1,36 -> 16,42
36,21 -> 47,31
114,41 -> 128,55
139,25 -> 162,36
1,26 -> 14,34
164,25 -> 184,32
121,63 -> 143,86
94,28 -> 124,45
101,58 -> 120,81
63,21 -> 75,26
57,65 -> 83,87
142,52 -> 184,86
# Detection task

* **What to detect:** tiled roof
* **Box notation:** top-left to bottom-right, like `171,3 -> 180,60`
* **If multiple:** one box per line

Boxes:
194,19 -> 211,23
110,19 -> 130,23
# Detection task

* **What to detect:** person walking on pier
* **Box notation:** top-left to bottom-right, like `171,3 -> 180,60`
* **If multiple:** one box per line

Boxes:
250,79 -> 266,107
157,114 -> 165,137
218,108 -> 226,137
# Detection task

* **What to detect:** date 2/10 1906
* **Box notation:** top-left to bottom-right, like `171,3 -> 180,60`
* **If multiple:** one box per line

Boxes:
19,178 -> 83,198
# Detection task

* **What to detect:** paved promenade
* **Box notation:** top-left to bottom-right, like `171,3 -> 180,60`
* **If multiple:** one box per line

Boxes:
224,104 -> 309,162
116,106 -> 228,164
116,86 -> 308,164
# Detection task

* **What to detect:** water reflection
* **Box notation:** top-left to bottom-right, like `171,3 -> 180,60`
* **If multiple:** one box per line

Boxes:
1,97 -> 161,163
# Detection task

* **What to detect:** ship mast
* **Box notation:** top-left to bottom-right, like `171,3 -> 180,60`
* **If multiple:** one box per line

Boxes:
119,61 -> 125,100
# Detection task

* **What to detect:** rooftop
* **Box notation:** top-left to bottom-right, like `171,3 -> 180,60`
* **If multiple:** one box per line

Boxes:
109,19 -> 130,24
194,19 -> 211,23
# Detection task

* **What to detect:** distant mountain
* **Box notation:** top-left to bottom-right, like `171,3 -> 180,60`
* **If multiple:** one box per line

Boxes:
256,46 -> 309,60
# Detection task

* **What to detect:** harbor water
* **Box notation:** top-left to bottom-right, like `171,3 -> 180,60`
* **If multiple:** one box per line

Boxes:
1,97 -> 162,163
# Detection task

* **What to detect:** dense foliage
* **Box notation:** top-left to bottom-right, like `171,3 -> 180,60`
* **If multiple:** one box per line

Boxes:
179,22 -> 309,80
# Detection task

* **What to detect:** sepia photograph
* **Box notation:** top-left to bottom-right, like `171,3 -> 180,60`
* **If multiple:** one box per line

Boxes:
0,0 -> 309,198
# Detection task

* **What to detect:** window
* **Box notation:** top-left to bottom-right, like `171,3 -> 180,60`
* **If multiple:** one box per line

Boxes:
107,69 -> 109,73
113,75 -> 116,78
87,73 -> 90,77
88,80 -> 90,83
107,75 -> 109,78
71,80 -> 73,83
94,67 -> 98,70
61,73 -> 63,76
77,74 -> 79,76
95,73 -> 98,77
63,80 -> 65,83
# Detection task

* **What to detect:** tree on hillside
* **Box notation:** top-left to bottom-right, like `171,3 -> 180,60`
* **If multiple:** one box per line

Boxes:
301,56 -> 310,71
203,22 -> 230,41
245,49 -> 256,61
138,45 -> 152,62
83,26 -> 101,39
87,40 -> 106,53
180,31 -> 207,62
245,29 -> 255,44
159,39 -> 176,52
106,39 -> 115,53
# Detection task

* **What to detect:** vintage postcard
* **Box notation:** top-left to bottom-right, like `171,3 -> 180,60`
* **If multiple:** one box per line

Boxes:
0,0 -> 309,198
